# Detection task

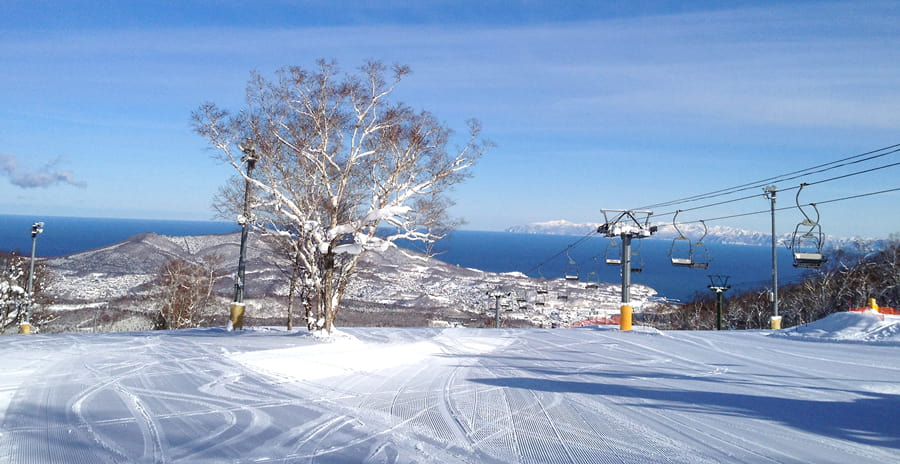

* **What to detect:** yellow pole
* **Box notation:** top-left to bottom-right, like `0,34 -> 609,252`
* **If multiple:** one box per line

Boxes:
868,298 -> 879,311
229,303 -> 245,330
620,305 -> 632,331
770,316 -> 782,330
18,322 -> 31,334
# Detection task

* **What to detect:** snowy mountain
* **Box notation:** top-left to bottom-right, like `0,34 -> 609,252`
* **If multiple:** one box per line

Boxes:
507,219 -> 884,248
507,220 -> 779,245
40,232 -> 659,332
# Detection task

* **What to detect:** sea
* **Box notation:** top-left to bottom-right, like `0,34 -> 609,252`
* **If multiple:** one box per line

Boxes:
0,214 -> 812,302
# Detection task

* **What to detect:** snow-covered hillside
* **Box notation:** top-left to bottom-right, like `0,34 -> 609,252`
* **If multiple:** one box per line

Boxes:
1,314 -> 898,463
40,232 -> 658,331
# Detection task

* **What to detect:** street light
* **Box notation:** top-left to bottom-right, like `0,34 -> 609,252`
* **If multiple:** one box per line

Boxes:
229,140 -> 259,331
21,221 -> 44,334
764,185 -> 780,329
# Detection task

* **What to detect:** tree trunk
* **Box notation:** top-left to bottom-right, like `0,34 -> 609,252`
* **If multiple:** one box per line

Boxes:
286,277 -> 295,331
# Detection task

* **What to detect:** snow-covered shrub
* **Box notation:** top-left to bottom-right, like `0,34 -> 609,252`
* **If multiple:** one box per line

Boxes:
154,255 -> 223,329
0,251 -> 51,333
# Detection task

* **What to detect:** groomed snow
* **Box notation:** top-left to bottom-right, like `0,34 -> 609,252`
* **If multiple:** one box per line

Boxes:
777,312 -> 900,343
0,314 -> 898,463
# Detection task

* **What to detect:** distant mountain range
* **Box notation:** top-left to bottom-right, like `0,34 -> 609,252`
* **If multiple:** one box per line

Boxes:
506,220 -> 884,249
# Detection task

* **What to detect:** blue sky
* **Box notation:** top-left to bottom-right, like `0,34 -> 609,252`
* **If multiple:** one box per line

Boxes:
2,0 -> 899,238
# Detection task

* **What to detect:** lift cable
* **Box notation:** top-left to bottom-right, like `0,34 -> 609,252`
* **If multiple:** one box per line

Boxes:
524,230 -> 597,276
522,185 -> 898,283
678,186 -> 900,224
805,160 -> 900,187
635,143 -> 900,211
523,146 -> 899,280
652,159 -> 900,219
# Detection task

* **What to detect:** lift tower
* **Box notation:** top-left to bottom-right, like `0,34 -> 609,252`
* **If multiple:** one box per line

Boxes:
707,275 -> 731,331
597,210 -> 657,331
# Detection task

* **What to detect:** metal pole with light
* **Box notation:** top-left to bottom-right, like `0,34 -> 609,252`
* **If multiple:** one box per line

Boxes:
764,185 -> 781,329
21,221 -> 44,334
229,140 -> 259,331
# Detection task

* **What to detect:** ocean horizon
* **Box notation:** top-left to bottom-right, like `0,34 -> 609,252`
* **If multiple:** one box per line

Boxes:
0,213 -> 811,301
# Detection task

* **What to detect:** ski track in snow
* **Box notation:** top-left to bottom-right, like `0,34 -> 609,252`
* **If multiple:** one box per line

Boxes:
0,326 -> 898,463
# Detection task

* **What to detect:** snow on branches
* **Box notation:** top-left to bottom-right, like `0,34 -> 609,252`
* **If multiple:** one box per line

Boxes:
193,60 -> 488,332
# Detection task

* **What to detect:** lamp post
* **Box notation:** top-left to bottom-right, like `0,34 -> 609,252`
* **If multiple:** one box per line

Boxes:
764,185 -> 780,329
21,221 -> 44,334
229,140 -> 258,330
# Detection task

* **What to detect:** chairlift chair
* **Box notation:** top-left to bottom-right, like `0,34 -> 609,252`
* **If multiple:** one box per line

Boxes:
669,213 -> 711,269
535,288 -> 547,306
564,245 -> 579,280
689,245 -> 710,270
585,271 -> 600,289
794,250 -> 827,269
605,240 -> 622,265
669,211 -> 693,266
791,227 -> 828,269
515,295 -> 527,310
535,267 -> 549,294
585,256 -> 601,289
669,236 -> 694,267
789,184 -> 828,269
689,221 -> 711,270
630,240 -> 644,273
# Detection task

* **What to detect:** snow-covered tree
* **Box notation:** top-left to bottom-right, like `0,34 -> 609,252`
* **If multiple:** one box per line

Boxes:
0,252 -> 28,332
0,251 -> 51,333
193,60 -> 487,333
156,255 -> 223,330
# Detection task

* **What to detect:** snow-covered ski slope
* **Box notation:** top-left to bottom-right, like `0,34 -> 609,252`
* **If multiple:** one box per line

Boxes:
1,314 -> 898,463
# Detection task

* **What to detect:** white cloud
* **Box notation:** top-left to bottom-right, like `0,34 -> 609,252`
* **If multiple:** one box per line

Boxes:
0,154 -> 86,189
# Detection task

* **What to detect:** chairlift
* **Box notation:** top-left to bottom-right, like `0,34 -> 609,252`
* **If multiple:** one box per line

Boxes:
536,266 -> 549,294
689,221 -> 711,270
582,256 -> 599,289
631,240 -> 644,273
669,213 -> 710,269
605,240 -> 622,265
789,184 -> 827,269
564,245 -> 579,280
515,295 -> 527,310
669,211 -> 694,267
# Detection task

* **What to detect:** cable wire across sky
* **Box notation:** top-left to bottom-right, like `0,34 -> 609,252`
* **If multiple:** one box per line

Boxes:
528,143 -> 900,274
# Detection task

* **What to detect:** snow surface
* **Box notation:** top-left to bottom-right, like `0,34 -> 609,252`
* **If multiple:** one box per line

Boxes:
1,314 -> 898,463
777,312 -> 900,343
